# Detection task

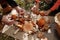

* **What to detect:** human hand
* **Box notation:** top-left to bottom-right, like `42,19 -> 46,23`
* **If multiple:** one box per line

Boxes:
8,20 -> 15,25
15,6 -> 25,15
19,9 -> 25,15
44,10 -> 51,16
40,10 -> 51,16
2,15 -> 15,25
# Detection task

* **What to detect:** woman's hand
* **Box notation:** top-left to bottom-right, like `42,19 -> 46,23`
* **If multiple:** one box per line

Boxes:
40,10 -> 51,16
44,10 -> 51,16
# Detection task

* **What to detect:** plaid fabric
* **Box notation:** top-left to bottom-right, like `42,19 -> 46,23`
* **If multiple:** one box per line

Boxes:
0,0 -> 18,8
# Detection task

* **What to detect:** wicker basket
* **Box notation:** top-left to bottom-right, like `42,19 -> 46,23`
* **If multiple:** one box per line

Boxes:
55,12 -> 60,36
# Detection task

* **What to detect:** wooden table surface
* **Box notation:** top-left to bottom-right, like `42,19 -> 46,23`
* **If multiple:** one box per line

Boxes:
3,16 -> 60,40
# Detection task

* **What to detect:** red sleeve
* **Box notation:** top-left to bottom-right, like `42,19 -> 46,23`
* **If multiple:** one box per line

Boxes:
35,0 -> 40,3
50,0 -> 60,11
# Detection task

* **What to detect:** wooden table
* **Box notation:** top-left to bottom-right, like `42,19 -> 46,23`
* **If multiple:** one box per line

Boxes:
3,16 -> 59,40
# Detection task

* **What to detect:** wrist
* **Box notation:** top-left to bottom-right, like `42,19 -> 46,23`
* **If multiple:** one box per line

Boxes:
48,10 -> 52,13
47,10 -> 52,15
16,6 -> 21,9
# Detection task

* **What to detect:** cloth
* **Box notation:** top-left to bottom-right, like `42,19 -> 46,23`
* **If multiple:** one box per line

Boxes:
0,0 -> 18,8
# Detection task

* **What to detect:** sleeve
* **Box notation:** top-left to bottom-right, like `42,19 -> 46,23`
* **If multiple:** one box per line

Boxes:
0,15 -> 3,22
50,0 -> 60,11
35,0 -> 40,3
6,0 -> 18,8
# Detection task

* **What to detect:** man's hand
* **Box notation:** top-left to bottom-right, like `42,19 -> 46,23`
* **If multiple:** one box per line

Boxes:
19,9 -> 25,15
15,6 -> 25,15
